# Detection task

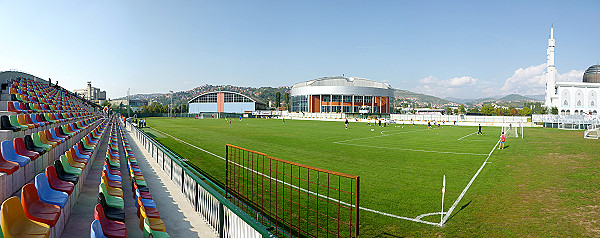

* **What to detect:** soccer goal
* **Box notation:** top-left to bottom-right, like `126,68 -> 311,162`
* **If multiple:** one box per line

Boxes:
198,113 -> 219,119
502,123 -> 523,138
584,124 -> 599,139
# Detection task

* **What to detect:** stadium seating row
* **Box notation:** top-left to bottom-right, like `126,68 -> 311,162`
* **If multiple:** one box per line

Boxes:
119,124 -> 169,238
7,77 -> 84,110
0,117 -> 103,203
92,121 -> 127,238
0,112 -> 94,143
0,118 -> 107,238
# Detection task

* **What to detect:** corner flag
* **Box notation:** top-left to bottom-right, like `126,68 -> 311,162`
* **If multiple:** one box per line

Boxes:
442,175 -> 446,194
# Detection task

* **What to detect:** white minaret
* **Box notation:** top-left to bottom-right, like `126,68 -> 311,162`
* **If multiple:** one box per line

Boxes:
545,25 -> 557,108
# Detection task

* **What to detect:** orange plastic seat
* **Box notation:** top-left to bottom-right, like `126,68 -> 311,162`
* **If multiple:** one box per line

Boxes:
21,183 -> 61,227
0,196 -> 51,238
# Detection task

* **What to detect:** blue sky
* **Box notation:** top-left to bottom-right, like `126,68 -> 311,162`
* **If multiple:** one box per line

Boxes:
1,1 -> 598,99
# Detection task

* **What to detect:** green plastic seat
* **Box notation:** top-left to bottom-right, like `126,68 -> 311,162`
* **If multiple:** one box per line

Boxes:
32,133 -> 52,150
8,115 -> 28,130
98,188 -> 124,210
143,218 -> 170,238
59,155 -> 82,175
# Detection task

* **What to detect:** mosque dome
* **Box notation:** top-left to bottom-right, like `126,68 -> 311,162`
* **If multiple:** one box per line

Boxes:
583,65 -> 600,83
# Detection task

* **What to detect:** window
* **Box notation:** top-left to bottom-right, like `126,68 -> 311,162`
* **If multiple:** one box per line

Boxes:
577,100 -> 582,107
563,100 -> 568,106
355,96 -> 363,103
191,93 -> 217,103
332,95 -> 342,102
291,95 -> 308,112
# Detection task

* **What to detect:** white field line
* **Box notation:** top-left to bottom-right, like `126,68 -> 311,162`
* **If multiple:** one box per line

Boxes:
150,127 -> 446,226
440,139 -> 501,225
457,132 -> 477,140
332,129 -> 428,143
335,143 -> 489,156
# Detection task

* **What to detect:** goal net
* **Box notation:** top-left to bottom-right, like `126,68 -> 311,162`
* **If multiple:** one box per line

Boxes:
584,124 -> 599,139
502,123 -> 523,138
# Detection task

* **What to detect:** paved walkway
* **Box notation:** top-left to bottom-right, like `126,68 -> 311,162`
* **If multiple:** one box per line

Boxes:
63,123 -> 217,237
122,124 -> 217,237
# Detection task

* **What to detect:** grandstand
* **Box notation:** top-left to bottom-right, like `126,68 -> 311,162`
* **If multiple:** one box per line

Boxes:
0,71 -> 217,238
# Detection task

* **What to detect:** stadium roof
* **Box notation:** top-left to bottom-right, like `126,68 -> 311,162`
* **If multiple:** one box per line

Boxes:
292,76 -> 392,89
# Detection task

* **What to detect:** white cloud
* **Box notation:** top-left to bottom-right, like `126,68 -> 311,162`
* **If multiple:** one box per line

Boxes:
419,75 -> 438,84
413,75 -> 479,98
448,76 -> 478,86
557,69 -> 584,82
500,63 -> 584,95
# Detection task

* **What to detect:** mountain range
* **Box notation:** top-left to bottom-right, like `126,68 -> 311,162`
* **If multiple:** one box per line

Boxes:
114,84 -> 543,109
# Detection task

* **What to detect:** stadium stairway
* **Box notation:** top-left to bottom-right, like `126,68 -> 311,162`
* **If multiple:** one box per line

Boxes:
118,120 -> 217,237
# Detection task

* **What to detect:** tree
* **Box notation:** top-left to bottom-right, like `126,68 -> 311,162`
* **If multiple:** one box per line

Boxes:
284,93 -> 290,110
519,107 -> 532,116
481,104 -> 495,115
445,107 -> 452,115
101,101 -> 111,108
551,107 -> 559,115
274,92 -> 281,109
458,104 -> 466,114
468,107 -> 480,113
453,108 -> 459,114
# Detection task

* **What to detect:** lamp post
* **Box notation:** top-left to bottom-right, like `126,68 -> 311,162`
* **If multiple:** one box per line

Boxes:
127,88 -> 131,118
170,90 -> 174,118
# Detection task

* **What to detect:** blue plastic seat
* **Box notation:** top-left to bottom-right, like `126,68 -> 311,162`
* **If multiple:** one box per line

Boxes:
49,129 -> 65,142
90,219 -> 107,238
135,189 -> 156,208
1,140 -> 31,166
73,145 -> 90,160
103,165 -> 122,182
35,173 -> 68,208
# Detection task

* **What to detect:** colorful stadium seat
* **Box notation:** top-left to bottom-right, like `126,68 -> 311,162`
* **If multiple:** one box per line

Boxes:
34,173 -> 68,209
0,196 -> 51,238
1,140 -> 31,167
20,183 -> 61,227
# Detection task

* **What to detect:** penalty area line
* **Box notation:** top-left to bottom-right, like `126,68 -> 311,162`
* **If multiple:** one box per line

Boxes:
457,132 -> 477,140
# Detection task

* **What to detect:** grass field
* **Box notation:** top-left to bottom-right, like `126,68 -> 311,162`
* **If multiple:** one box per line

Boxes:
140,117 -> 600,237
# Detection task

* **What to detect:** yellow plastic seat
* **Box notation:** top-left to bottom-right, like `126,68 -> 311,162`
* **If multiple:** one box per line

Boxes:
139,207 -> 166,232
37,131 -> 57,148
100,182 -> 123,198
65,151 -> 86,170
1,196 -> 51,238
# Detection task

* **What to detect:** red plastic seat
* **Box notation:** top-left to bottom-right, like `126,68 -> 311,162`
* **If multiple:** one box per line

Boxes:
45,166 -> 74,195
94,203 -> 126,238
0,152 -> 19,175
6,102 -> 21,113
21,183 -> 61,227
103,161 -> 121,176
14,137 -> 40,161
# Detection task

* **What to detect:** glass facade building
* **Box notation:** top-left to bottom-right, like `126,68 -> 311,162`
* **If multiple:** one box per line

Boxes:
290,76 -> 394,114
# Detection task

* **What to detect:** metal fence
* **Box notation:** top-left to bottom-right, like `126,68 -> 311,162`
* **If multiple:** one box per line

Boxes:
126,122 -> 274,238
225,144 -> 360,238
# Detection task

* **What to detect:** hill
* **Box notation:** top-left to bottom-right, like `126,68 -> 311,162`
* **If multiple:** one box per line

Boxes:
114,84 -> 291,108
394,89 -> 453,108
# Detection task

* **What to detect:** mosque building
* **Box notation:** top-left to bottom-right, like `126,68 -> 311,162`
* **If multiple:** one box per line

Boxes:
544,26 -> 600,115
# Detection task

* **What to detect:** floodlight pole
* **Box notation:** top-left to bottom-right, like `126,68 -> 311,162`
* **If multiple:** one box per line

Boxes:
170,90 -> 174,118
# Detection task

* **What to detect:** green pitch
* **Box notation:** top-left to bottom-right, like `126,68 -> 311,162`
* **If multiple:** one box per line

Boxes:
140,117 -> 600,237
